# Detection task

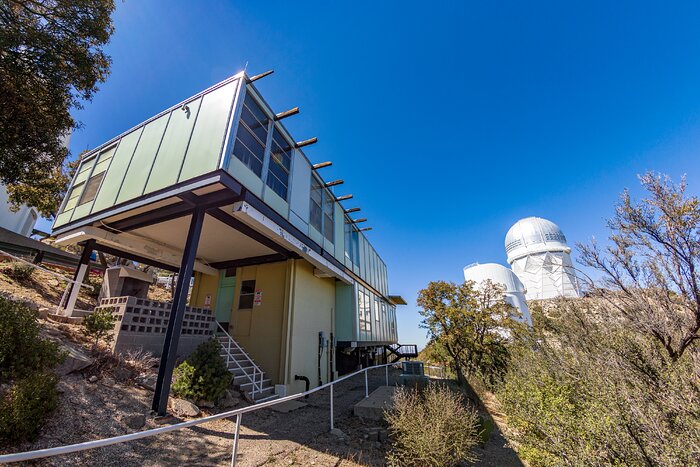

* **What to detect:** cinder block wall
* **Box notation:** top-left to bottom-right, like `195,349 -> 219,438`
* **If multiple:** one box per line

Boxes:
95,296 -> 216,358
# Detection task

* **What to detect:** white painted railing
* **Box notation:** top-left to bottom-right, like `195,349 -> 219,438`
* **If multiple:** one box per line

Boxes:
216,322 -> 264,398
0,362 -> 429,466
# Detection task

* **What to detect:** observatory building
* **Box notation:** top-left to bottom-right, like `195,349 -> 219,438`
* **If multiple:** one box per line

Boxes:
505,217 -> 581,300
463,263 -> 531,324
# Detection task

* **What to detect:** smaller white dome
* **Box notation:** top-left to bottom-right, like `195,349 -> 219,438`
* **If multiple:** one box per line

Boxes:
505,217 -> 570,264
463,263 -> 526,294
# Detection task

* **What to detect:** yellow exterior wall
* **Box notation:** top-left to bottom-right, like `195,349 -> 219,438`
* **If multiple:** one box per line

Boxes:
285,259 -> 335,394
190,272 -> 220,309
229,261 -> 289,385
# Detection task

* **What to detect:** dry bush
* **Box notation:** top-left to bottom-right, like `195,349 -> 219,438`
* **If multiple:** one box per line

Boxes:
121,348 -> 158,374
385,382 -> 480,466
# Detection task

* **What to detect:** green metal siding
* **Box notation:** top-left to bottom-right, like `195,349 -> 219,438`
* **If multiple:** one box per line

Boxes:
91,128 -> 143,213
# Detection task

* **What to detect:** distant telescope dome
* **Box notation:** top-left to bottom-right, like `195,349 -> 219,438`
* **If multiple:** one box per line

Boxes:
505,217 -> 570,265
463,263 -> 531,324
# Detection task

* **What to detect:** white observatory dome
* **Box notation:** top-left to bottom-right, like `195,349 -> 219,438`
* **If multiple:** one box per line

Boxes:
505,217 -> 570,264
505,217 -> 581,300
463,263 -> 531,324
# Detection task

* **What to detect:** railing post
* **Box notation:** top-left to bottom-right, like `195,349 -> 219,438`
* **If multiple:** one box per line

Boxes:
385,365 -> 389,386
364,370 -> 369,398
231,413 -> 242,467
330,384 -> 334,431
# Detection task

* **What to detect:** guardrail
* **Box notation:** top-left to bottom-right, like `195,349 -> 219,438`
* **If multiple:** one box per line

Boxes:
0,361 -> 429,466
216,322 -> 264,397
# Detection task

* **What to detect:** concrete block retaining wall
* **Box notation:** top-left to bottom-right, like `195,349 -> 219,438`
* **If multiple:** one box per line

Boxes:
95,296 -> 216,358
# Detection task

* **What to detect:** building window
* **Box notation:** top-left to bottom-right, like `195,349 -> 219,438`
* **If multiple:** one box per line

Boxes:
358,288 -> 371,334
79,172 -> 105,205
344,223 -> 360,265
374,297 -> 380,323
310,177 -> 323,232
323,188 -> 334,242
266,127 -> 292,200
238,280 -> 256,309
232,94 -> 269,176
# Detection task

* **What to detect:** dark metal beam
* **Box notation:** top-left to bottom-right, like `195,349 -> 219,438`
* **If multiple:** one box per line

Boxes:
206,208 -> 292,257
91,243 -> 179,273
153,207 -> 205,415
210,253 -> 291,270
106,190 -> 239,232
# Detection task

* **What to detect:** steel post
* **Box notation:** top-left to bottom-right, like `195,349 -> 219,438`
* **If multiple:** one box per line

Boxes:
231,413 -> 242,467
330,384 -> 334,431
152,208 -> 205,415
364,370 -> 368,398
385,365 -> 389,386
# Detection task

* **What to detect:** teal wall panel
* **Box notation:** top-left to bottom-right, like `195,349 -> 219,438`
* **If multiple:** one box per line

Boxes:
144,98 -> 202,194
179,80 -> 238,181
115,114 -> 169,204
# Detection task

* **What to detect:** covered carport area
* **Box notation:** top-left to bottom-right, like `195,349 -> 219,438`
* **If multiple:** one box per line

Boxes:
53,168 -> 350,414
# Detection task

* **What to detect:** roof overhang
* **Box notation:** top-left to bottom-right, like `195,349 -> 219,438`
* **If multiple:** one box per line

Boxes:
388,295 -> 407,306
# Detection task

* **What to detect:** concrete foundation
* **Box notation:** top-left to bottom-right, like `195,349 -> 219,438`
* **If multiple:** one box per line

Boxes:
353,385 -> 396,421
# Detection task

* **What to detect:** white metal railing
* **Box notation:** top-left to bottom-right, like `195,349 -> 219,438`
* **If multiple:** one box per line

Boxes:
0,362 -> 425,465
424,364 -> 446,379
216,322 -> 264,398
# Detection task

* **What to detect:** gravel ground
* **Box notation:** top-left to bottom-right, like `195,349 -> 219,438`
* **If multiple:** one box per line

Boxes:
3,366 -> 522,466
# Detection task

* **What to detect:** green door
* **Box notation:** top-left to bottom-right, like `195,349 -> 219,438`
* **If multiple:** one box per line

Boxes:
214,268 -> 236,329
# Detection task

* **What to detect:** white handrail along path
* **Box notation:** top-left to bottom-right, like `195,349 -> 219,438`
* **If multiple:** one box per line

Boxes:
0,362 -> 429,465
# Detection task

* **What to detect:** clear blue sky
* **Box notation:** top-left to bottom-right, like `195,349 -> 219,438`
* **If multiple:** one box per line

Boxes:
39,1 -> 700,348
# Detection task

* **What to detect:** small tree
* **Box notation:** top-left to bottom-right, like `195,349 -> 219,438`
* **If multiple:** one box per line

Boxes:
172,339 -> 231,403
579,172 -> 700,361
417,279 -> 524,386
82,308 -> 116,350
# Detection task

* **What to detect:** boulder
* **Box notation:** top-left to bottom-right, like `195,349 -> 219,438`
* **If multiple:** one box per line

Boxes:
218,389 -> 241,409
135,374 -> 157,391
55,344 -> 93,376
330,428 -> 347,439
123,413 -> 146,430
197,400 -> 215,409
170,398 -> 200,418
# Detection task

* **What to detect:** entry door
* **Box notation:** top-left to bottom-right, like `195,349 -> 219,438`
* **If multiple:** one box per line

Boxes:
214,268 -> 236,330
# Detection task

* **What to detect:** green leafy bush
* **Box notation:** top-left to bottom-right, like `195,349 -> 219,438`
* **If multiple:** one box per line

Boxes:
0,296 -> 63,382
4,262 -> 34,282
172,339 -> 231,403
385,383 -> 480,466
0,372 -> 59,441
82,307 -> 117,349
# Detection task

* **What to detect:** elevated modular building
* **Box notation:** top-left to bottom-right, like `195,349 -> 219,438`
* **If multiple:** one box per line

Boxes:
463,262 -> 531,324
505,217 -> 581,300
51,72 -> 408,409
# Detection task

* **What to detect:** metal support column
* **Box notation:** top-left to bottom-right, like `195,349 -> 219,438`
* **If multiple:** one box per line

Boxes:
62,239 -> 96,316
152,208 -> 205,415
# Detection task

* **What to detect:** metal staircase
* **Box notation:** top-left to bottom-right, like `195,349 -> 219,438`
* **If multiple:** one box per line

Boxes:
384,344 -> 419,363
216,323 -> 278,403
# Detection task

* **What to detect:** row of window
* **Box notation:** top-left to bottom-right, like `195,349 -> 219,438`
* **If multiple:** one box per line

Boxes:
357,285 -> 396,342
310,176 -> 335,242
232,94 -> 292,201
62,144 -> 116,213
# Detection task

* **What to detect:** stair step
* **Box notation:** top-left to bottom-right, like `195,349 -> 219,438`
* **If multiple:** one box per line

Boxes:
253,393 -> 280,403
238,379 -> 272,391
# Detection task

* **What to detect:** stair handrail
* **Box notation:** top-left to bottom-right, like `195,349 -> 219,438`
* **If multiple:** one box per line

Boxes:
216,322 -> 264,396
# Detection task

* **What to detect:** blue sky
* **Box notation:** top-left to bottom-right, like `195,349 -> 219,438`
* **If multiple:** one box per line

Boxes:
40,1 -> 700,347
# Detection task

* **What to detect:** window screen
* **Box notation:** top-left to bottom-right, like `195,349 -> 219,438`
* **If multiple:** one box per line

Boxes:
266,127 -> 292,200
232,95 -> 268,176
310,177 -> 323,232
238,280 -> 256,309
78,172 -> 105,205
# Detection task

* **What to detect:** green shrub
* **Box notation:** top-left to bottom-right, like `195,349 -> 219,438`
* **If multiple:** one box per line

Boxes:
171,339 -> 231,403
385,383 -> 481,466
0,371 -> 59,442
4,262 -> 34,282
82,307 -> 117,350
0,296 -> 64,382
